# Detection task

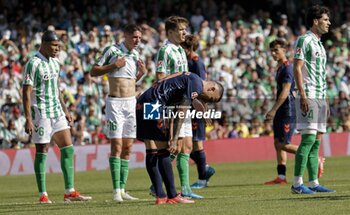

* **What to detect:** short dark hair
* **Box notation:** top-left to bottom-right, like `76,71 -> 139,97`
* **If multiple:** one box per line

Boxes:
198,81 -> 224,103
42,30 -> 59,42
269,38 -> 288,49
165,16 -> 189,34
181,34 -> 199,51
123,24 -> 142,35
215,81 -> 224,103
306,5 -> 330,28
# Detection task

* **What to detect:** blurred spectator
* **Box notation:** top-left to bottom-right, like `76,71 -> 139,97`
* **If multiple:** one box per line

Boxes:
0,1 -> 348,148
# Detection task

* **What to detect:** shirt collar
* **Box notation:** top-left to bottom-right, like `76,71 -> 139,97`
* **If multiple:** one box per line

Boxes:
165,40 -> 180,49
36,51 -> 49,62
120,42 -> 135,55
306,30 -> 321,42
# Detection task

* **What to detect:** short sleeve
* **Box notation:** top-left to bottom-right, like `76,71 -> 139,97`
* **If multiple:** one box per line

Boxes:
23,59 -> 36,86
96,46 -> 120,66
156,47 -> 167,73
281,65 -> 294,84
185,73 -> 203,101
294,36 -> 306,60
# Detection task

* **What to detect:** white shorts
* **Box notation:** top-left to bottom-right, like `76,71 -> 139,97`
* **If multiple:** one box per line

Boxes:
32,115 -> 70,144
106,96 -> 136,139
179,117 -> 193,138
295,98 -> 327,133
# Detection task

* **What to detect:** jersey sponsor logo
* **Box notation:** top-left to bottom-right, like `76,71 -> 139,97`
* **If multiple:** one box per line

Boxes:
284,124 -> 290,133
192,121 -> 198,130
42,73 -> 58,80
143,101 -> 162,120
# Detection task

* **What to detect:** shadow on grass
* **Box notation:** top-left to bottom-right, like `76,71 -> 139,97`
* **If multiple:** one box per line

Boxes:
276,194 -> 350,201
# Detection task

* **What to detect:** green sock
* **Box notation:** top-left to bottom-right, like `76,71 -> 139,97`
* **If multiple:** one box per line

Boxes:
34,153 -> 47,193
109,156 -> 121,190
120,159 -> 129,189
176,153 -> 191,194
307,139 -> 321,181
60,145 -> 75,189
294,134 -> 316,177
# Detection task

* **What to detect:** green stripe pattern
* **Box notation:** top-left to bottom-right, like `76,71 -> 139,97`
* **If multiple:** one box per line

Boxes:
156,41 -> 188,75
294,31 -> 327,99
23,54 -> 64,118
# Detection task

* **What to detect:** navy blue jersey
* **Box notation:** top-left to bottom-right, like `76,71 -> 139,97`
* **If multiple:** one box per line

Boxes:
275,61 -> 295,117
188,56 -> 206,80
136,72 -> 204,142
140,72 -> 203,106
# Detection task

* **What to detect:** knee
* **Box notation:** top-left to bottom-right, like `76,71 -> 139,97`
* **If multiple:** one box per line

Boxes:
122,145 -> 131,156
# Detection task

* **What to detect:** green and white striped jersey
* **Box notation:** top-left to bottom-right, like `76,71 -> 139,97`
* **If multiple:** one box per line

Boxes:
96,42 -> 140,79
23,52 -> 64,119
294,31 -> 327,99
156,40 -> 188,75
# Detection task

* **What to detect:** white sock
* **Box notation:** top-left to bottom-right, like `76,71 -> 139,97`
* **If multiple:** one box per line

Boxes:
308,179 -> 319,188
278,175 -> 286,180
114,188 -> 121,193
65,188 -> 75,194
121,188 -> 125,194
39,192 -> 48,196
293,176 -> 303,187
198,179 -> 206,184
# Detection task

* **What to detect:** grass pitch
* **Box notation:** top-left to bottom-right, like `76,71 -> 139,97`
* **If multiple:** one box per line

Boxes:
0,156 -> 349,215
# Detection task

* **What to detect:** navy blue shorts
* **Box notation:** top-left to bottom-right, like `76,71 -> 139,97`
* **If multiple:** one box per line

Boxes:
273,115 -> 296,144
192,118 -> 205,141
136,106 -> 170,142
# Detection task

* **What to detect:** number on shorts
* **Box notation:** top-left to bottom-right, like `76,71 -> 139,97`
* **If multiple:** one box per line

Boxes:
302,109 -> 314,119
38,127 -> 44,137
108,120 -> 117,131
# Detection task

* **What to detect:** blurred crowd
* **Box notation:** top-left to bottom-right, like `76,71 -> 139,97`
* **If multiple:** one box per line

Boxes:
1,0 -> 350,149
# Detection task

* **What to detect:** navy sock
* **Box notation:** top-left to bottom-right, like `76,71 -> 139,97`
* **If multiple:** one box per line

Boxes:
145,149 -> 166,198
192,150 -> 207,180
277,164 -> 286,176
157,149 -> 177,199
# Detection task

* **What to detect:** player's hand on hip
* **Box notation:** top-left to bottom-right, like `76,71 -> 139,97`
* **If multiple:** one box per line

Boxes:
65,112 -> 73,126
115,57 -> 126,68
300,97 -> 309,114
25,119 -> 34,136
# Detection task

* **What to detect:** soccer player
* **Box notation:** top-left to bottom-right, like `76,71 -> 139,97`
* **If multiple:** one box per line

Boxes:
136,72 -> 224,204
90,24 -> 146,201
181,34 -> 216,189
263,39 -> 298,184
291,5 -> 335,194
155,16 -> 202,199
23,30 -> 91,203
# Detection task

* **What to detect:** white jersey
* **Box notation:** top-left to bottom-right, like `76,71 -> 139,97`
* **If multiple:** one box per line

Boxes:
23,52 -> 64,119
96,42 -> 139,79
294,31 -> 327,99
